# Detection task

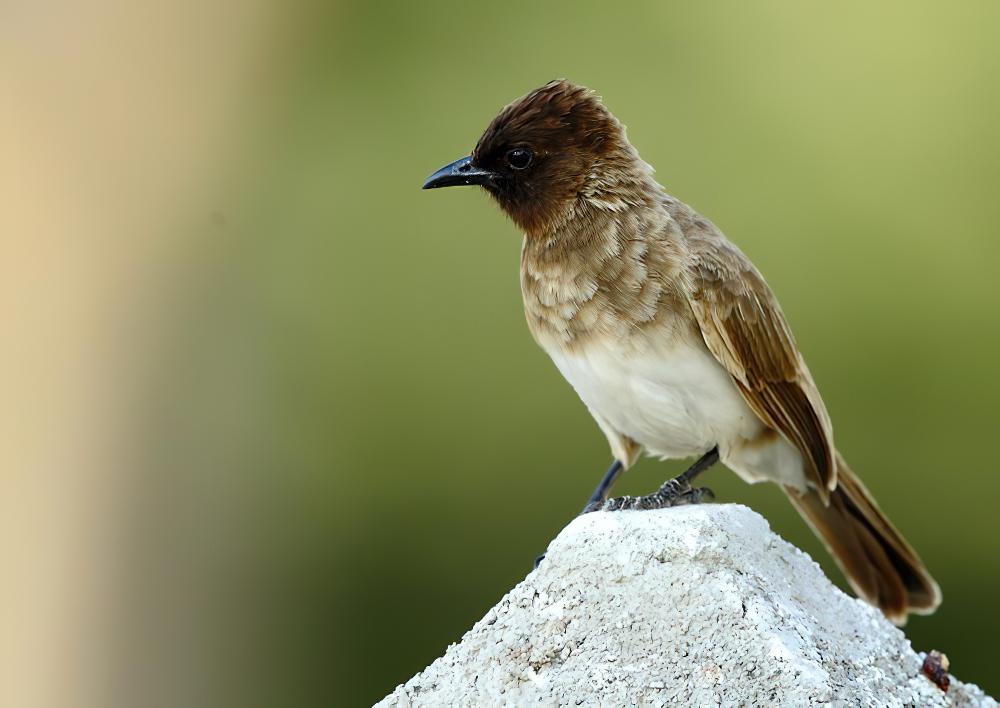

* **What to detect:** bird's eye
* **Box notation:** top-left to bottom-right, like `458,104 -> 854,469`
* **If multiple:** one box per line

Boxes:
505,148 -> 533,170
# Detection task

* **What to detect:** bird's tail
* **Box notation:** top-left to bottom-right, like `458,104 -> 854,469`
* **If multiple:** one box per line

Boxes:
783,450 -> 941,625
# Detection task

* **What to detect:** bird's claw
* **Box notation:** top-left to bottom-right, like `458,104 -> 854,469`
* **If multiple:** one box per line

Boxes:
602,479 -> 714,511
581,500 -> 604,514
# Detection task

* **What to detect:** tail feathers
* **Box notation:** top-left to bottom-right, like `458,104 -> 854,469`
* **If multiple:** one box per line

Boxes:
784,451 -> 941,625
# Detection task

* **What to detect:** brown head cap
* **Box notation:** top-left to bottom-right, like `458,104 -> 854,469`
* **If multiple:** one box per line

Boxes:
470,80 -> 648,234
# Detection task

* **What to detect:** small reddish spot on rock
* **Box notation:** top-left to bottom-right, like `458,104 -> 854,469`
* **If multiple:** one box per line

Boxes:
922,650 -> 950,692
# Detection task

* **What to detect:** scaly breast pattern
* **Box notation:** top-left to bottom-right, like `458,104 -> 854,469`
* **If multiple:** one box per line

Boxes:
520,204 -> 690,353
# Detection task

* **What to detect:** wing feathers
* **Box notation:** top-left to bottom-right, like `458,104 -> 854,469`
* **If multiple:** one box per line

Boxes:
685,234 -> 836,497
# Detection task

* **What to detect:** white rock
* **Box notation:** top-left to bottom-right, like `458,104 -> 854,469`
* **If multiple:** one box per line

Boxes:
377,505 -> 995,707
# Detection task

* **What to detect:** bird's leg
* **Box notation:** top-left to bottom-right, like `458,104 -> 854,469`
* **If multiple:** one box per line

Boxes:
581,459 -> 625,513
535,450 -> 718,568
603,447 -> 720,511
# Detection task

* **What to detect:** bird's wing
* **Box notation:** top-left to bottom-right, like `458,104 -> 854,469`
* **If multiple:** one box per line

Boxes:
683,229 -> 836,499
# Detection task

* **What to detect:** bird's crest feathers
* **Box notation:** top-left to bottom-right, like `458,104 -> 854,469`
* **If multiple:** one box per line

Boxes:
471,80 -> 646,233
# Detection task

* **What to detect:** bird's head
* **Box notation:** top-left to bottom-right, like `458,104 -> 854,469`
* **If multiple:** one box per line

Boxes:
423,80 -> 650,235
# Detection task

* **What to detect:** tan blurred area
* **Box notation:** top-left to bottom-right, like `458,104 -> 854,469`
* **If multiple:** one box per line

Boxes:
2,3 -> 999,706
0,3 -> 291,706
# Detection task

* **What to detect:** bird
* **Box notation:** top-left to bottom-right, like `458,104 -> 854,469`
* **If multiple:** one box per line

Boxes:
422,79 -> 940,624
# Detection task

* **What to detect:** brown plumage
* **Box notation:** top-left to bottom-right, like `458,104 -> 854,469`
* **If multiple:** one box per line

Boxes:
424,79 -> 940,623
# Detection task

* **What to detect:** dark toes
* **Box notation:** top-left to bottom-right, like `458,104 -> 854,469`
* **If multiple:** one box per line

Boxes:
658,478 -> 692,498
693,486 -> 715,502
669,486 -> 714,506
602,496 -> 629,511
601,484 -> 715,512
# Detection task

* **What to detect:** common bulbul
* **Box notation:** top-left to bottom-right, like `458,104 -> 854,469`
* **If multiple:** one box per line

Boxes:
423,80 -> 940,623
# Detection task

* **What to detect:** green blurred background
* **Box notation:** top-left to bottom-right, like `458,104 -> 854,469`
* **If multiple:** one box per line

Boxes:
208,3 -> 1000,705
8,2 -> 998,707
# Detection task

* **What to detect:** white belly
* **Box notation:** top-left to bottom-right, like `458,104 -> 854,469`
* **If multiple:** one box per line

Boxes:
548,337 -> 760,459
546,337 -> 811,489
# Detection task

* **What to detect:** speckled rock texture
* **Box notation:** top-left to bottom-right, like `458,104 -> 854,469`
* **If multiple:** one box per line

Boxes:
378,505 -> 995,707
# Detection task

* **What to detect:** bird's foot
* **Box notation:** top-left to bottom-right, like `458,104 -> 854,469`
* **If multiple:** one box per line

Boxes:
581,499 -> 604,514
601,476 -> 715,511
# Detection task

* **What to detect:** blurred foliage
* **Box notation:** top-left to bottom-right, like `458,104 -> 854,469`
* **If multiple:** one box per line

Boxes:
158,2 -> 1000,704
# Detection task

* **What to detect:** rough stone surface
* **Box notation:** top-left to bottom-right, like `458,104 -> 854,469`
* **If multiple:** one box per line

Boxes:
378,505 -> 996,707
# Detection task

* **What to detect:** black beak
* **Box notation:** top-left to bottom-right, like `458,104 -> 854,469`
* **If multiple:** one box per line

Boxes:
422,155 -> 498,190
